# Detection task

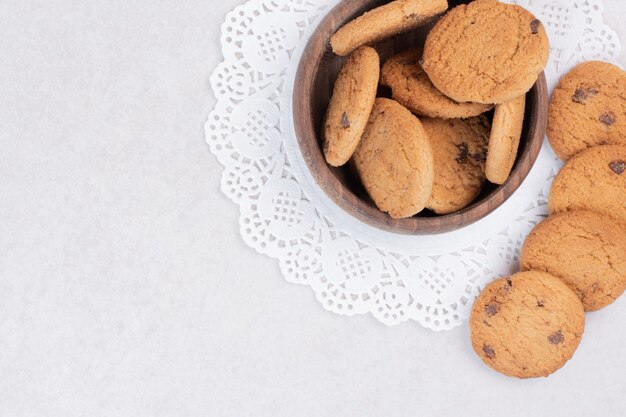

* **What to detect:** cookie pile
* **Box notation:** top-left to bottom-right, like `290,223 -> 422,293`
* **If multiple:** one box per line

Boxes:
470,62 -> 626,378
323,0 -> 550,218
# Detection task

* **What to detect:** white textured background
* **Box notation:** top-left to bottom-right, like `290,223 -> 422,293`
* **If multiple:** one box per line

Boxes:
0,1 -> 625,416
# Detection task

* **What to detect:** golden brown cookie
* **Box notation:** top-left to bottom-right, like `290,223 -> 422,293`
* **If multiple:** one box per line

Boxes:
353,98 -> 434,218
380,49 -> 492,119
549,145 -> 626,227
547,61 -> 626,161
420,116 -> 491,214
485,94 -> 527,184
470,271 -> 585,379
520,210 -> 626,311
422,0 -> 549,104
323,47 -> 380,167
330,0 -> 448,56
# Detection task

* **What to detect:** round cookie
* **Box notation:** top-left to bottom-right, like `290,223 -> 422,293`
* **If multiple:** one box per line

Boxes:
420,116 -> 491,214
422,0 -> 549,104
323,46 -> 380,167
380,49 -> 492,119
330,0 -> 448,56
353,98 -> 434,218
470,271 -> 585,379
547,61 -> 626,161
549,145 -> 626,227
485,94 -> 527,184
520,210 -> 626,311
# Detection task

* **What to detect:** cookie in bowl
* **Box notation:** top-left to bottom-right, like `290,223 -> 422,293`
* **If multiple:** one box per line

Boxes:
421,116 -> 491,214
323,46 -> 380,167
352,98 -> 434,219
380,48 -> 492,119
485,94 -> 527,184
422,0 -> 549,104
330,0 -> 448,56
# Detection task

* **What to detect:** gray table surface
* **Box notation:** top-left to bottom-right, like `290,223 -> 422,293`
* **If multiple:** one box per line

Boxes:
0,1 -> 625,416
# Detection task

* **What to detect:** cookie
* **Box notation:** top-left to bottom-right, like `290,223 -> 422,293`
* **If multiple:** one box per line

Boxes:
549,145 -> 626,227
547,61 -> 626,160
420,116 -> 491,214
520,210 -> 626,311
485,94 -> 527,184
330,0 -> 448,56
380,49 -> 492,119
470,271 -> 585,379
422,0 -> 549,104
353,98 -> 434,218
323,47 -> 380,167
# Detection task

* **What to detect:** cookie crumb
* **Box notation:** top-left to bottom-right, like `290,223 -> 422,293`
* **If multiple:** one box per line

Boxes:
548,330 -> 564,345
530,19 -> 541,34
599,112 -> 616,126
483,344 -> 496,359
537,300 -> 545,307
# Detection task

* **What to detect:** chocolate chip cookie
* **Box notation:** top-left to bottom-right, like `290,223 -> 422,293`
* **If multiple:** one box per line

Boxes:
323,46 -> 380,167
470,271 -> 585,378
353,98 -> 434,218
420,116 -> 491,214
331,0 -> 448,56
422,0 -> 549,104
547,61 -> 626,160
380,48 -> 492,119
520,210 -> 626,311
549,145 -> 626,227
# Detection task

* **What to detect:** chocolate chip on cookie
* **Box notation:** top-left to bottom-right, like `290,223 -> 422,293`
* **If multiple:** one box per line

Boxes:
572,86 -> 598,103
530,19 -> 541,34
599,111 -> 617,126
609,160 -> 626,175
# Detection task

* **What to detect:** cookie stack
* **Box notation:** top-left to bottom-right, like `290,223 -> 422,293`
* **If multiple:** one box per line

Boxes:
322,0 -> 550,218
470,62 -> 626,378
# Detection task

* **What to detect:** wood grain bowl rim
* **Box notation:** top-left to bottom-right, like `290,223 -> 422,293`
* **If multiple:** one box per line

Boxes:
292,0 -> 549,235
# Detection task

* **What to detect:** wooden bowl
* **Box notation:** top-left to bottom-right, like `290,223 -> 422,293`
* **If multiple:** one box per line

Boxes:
293,0 -> 548,235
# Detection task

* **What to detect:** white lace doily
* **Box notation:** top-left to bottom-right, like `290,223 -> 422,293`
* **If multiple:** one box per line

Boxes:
206,0 -> 621,330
